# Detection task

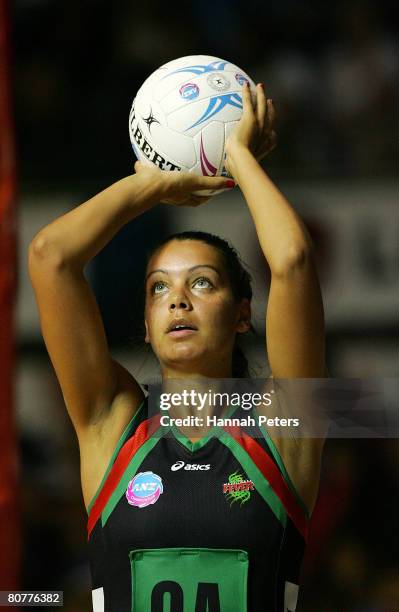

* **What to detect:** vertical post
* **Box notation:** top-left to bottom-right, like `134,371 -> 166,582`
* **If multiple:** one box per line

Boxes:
0,0 -> 20,592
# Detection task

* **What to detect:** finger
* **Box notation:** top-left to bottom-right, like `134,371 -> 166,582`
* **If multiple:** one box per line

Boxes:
257,130 -> 277,160
187,174 -> 235,191
269,130 -> 277,151
134,160 -> 143,173
256,83 -> 267,132
257,100 -> 276,153
241,82 -> 255,116
266,99 -> 276,128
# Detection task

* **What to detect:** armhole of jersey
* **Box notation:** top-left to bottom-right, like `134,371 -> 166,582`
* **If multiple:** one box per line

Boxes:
86,397 -> 147,515
252,405 -> 310,519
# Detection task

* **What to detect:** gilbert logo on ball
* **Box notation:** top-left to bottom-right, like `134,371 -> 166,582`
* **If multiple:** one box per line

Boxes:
129,55 -> 256,195
126,471 -> 163,508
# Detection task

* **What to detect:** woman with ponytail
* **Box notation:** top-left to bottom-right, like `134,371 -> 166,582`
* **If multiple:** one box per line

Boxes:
29,82 -> 325,611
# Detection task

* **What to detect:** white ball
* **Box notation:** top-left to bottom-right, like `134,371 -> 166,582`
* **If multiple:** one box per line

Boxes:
129,55 -> 255,195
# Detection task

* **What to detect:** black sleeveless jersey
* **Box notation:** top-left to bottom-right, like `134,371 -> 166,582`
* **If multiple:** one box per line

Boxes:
87,398 -> 310,612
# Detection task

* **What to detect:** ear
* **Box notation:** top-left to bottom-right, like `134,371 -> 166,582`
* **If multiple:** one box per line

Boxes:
144,320 -> 150,344
236,298 -> 251,334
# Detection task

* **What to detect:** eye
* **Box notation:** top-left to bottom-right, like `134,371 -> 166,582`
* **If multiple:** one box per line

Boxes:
193,277 -> 213,289
151,280 -> 168,294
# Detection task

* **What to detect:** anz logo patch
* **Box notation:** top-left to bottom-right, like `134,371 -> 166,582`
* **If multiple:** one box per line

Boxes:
171,460 -> 211,472
126,471 -> 163,508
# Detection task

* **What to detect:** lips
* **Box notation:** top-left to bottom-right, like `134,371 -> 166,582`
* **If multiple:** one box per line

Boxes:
166,318 -> 198,334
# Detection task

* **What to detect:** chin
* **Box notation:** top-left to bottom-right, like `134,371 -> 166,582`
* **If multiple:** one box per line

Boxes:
162,345 -> 208,368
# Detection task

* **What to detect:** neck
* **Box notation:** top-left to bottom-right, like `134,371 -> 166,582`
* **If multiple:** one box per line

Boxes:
161,362 -> 232,380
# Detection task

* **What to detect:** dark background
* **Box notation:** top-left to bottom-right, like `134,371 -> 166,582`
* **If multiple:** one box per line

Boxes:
14,0 -> 399,183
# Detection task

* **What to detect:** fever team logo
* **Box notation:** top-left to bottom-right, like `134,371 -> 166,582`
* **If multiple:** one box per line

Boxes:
223,471 -> 254,506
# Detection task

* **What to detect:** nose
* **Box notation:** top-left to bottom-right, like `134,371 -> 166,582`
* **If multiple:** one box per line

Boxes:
168,292 -> 192,312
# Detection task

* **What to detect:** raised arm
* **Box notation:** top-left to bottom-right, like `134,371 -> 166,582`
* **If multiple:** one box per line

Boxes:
28,168 -> 230,440
225,83 -> 325,378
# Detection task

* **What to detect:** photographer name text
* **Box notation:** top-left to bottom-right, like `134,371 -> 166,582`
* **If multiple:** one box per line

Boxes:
159,414 -> 300,428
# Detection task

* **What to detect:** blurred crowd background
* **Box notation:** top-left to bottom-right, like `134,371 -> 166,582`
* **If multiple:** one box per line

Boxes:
5,0 -> 399,609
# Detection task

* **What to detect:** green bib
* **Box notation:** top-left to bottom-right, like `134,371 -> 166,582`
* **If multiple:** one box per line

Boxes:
130,547 -> 248,611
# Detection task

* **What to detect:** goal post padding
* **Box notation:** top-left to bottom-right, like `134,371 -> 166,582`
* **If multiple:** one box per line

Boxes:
0,0 -> 21,590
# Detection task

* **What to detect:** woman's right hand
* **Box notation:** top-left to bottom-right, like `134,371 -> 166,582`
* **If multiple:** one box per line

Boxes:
224,82 -> 276,179
134,161 -> 234,207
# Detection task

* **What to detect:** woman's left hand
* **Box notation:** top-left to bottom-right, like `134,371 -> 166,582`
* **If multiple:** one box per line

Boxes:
224,83 -> 276,177
133,161 -> 233,206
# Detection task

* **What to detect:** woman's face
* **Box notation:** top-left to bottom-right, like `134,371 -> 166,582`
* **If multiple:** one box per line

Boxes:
144,239 -> 250,377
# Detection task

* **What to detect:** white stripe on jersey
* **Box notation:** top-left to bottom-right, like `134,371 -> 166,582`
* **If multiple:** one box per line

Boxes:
92,587 -> 104,612
284,581 -> 299,611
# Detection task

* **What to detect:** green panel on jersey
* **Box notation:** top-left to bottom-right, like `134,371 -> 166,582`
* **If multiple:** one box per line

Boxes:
170,424 -> 216,453
87,399 -> 146,514
219,433 -> 287,528
130,547 -> 248,611
101,433 -> 162,527
168,404 -> 238,453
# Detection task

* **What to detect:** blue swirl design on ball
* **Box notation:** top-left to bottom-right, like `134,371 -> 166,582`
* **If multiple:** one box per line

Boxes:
186,93 -> 242,131
163,60 -> 228,78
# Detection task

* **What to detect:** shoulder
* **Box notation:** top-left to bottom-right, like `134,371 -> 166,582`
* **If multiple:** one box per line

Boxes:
78,362 -> 146,511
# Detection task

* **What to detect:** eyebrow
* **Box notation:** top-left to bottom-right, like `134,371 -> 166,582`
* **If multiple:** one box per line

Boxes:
145,264 -> 222,282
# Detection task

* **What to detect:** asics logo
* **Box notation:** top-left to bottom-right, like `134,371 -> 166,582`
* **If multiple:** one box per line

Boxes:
171,460 -> 211,471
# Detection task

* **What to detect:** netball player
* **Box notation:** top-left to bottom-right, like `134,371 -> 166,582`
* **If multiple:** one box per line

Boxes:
29,83 -> 325,611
